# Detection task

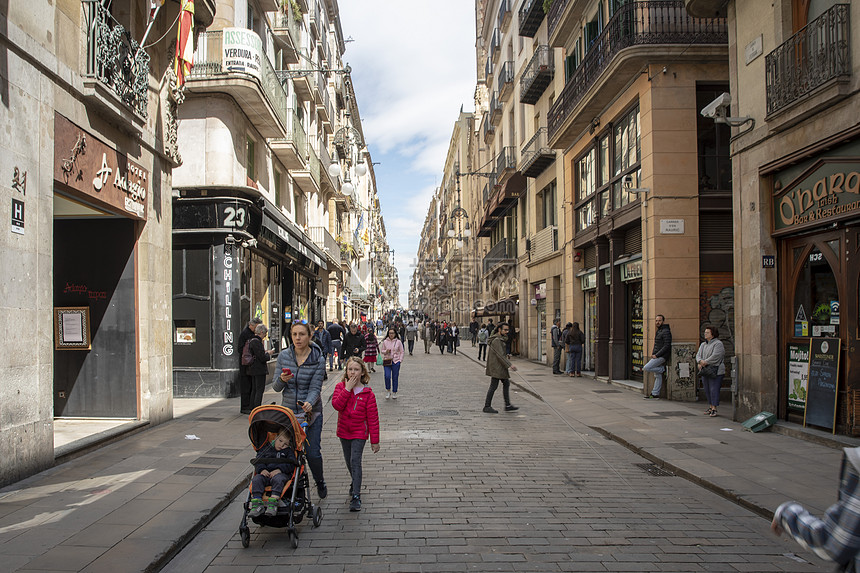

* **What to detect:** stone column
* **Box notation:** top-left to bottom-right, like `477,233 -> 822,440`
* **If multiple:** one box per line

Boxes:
608,232 -> 627,380
595,237 -> 611,377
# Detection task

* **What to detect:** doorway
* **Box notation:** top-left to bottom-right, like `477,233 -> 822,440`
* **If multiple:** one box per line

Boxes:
628,280 -> 644,381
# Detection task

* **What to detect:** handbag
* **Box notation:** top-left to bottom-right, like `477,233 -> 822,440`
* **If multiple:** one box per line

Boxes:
382,358 -> 393,367
700,362 -> 719,378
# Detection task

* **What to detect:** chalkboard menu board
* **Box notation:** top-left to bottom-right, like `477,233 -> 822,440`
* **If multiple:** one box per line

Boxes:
804,337 -> 841,432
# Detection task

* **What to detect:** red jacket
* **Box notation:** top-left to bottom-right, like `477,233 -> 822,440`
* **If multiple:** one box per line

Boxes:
331,381 -> 380,444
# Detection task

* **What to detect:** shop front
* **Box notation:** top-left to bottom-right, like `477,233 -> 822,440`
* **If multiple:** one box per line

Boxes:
620,257 -> 644,381
172,192 -> 326,398
579,270 -> 598,372
52,114 -> 151,418
771,139 -> 860,433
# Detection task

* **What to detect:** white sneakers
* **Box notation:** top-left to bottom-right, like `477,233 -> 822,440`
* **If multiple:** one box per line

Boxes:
385,392 -> 390,399
392,393 -> 397,399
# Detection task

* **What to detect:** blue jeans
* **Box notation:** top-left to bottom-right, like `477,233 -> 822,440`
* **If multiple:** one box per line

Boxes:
643,357 -> 667,396
703,374 -> 724,407
384,361 -> 401,393
303,412 -> 324,485
568,344 -> 583,374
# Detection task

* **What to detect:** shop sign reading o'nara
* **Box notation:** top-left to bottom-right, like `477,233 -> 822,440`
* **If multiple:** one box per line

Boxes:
773,158 -> 860,236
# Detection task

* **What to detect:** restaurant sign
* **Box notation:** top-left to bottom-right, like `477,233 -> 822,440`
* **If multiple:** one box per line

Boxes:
773,158 -> 860,235
53,113 -> 148,220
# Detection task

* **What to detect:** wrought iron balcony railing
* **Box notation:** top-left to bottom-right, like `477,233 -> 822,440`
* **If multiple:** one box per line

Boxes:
519,0 -> 546,38
490,91 -> 503,125
83,0 -> 150,119
270,2 -> 302,53
548,1 -> 727,142
520,127 -> 556,178
483,239 -> 515,275
498,0 -> 512,30
495,146 -> 517,180
490,27 -> 501,63
497,60 -> 515,100
547,0 -> 571,39
520,45 -> 554,105
765,3 -> 850,116
192,30 -> 291,132
482,115 -> 496,142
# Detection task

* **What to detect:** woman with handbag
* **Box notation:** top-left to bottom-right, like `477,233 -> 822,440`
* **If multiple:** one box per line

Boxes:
379,327 -> 404,399
362,326 -> 379,372
696,326 -> 726,417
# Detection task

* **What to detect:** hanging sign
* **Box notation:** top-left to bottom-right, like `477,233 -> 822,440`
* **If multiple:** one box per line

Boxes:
222,28 -> 263,81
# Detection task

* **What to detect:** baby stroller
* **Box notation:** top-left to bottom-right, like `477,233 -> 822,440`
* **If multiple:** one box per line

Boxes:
239,405 -> 322,548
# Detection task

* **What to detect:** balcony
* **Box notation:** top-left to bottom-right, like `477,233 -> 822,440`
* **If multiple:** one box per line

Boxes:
548,1 -> 727,148
497,60 -> 515,102
548,0 -> 581,48
489,92 -> 503,125
189,30 -> 289,138
490,28 -> 501,64
765,4 -> 851,117
83,0 -> 149,121
318,144 -> 340,194
520,45 -> 554,105
520,128 -> 556,178
309,226 -> 340,268
293,144 -> 321,194
485,55 -> 494,82
314,72 -> 334,132
291,50 -> 313,101
309,0 -> 322,37
271,112 -> 307,169
498,0 -> 512,31
519,0 -> 546,38
483,239 -> 516,275
349,282 -> 369,301
482,115 -> 496,142
269,3 -> 302,64
530,225 -> 558,261
495,146 -> 517,181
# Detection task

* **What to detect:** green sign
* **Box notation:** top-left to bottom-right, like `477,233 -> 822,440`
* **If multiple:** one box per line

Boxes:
787,343 -> 809,412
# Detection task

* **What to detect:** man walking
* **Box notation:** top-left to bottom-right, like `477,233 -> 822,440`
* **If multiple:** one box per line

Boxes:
238,317 -> 263,414
327,319 -> 345,370
483,322 -> 519,413
469,318 -> 479,347
423,321 -> 434,354
405,321 -> 418,356
643,314 -> 672,399
550,318 -> 563,375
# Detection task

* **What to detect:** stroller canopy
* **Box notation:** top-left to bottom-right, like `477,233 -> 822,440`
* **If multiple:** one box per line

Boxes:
248,405 -> 307,451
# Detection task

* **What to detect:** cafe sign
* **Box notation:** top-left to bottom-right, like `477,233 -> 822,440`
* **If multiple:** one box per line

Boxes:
773,158 -> 860,235
53,113 -> 148,220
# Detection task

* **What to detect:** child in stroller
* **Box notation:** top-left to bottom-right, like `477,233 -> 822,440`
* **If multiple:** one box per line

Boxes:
248,428 -> 297,517
240,405 -> 322,549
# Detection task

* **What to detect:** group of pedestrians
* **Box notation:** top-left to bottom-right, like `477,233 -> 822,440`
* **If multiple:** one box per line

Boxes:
548,318 -> 586,377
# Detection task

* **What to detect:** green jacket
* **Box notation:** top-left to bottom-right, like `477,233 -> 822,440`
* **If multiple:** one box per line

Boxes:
485,332 -> 512,379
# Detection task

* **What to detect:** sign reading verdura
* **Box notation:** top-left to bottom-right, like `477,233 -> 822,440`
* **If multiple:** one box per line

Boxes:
222,28 -> 262,80
773,158 -> 860,234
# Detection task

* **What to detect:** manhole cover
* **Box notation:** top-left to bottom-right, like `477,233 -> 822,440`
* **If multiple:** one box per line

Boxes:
175,467 -> 216,477
635,463 -> 674,477
592,390 -> 622,394
664,442 -> 703,450
417,409 -> 460,416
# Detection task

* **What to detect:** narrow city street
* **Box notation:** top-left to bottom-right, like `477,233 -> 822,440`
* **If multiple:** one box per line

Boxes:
163,349 -> 828,573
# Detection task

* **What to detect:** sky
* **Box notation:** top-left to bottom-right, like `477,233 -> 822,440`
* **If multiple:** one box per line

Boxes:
337,1 -> 477,309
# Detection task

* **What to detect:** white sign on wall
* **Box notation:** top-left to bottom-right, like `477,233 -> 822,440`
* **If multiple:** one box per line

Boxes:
222,28 -> 262,81
660,219 -> 685,234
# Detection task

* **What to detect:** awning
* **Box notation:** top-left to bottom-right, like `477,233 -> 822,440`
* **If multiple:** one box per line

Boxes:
261,208 -> 325,268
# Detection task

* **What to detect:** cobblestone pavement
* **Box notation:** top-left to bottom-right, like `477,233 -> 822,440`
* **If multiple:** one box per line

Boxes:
164,350 -> 829,573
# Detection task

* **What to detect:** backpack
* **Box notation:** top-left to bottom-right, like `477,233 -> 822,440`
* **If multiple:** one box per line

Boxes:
241,339 -> 254,366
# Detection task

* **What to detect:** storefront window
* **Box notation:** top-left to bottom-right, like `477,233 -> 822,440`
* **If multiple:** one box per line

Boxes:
251,253 -> 271,329
793,246 -> 839,338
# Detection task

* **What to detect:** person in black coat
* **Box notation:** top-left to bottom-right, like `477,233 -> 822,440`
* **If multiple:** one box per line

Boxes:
247,324 -> 273,412
238,318 -> 263,414
341,323 -> 366,361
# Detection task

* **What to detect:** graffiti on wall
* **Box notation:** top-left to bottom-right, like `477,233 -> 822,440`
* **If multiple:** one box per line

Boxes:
700,273 -> 735,371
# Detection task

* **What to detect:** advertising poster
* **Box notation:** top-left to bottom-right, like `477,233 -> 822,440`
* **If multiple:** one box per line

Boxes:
787,343 -> 809,411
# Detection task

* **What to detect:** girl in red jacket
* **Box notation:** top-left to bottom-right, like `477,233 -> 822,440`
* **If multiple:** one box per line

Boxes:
332,357 -> 380,511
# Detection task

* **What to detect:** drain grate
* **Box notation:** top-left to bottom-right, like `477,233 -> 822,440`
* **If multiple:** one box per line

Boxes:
208,448 -> 243,456
417,409 -> 460,416
175,467 -> 216,477
196,417 -> 224,422
635,463 -> 674,477
592,390 -> 622,394
652,411 -> 695,418
190,456 -> 231,467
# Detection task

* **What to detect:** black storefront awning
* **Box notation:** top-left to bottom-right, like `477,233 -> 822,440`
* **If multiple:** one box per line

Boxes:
261,209 -> 326,269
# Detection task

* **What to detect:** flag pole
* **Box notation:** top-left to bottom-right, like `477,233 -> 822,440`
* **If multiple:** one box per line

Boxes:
133,1 -> 165,63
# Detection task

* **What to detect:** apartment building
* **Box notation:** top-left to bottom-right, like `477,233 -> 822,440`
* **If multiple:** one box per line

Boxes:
547,0 -> 730,394
171,0 -> 384,397
473,0 -> 567,363
686,0 -> 860,431
0,1 -> 216,486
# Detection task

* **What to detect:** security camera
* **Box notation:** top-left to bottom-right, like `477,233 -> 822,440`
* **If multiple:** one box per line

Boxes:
623,174 -> 634,189
700,92 -> 732,119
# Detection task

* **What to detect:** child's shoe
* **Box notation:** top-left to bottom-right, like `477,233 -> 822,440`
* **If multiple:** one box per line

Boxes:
265,496 -> 280,516
349,494 -> 361,512
248,497 -> 265,517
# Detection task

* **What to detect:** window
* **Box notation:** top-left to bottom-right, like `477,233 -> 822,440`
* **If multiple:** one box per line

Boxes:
576,148 -> 596,202
246,137 -> 256,182
696,84 -> 731,193
274,169 -> 282,207
537,181 -> 557,230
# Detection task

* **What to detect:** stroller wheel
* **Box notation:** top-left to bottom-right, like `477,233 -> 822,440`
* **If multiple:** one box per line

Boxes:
288,528 -> 299,549
239,526 -> 250,548
311,504 -> 323,528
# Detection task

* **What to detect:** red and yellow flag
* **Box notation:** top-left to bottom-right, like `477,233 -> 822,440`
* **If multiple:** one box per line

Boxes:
175,0 -> 195,86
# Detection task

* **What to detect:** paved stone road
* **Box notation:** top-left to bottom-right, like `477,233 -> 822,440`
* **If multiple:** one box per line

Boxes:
164,350 -> 829,573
